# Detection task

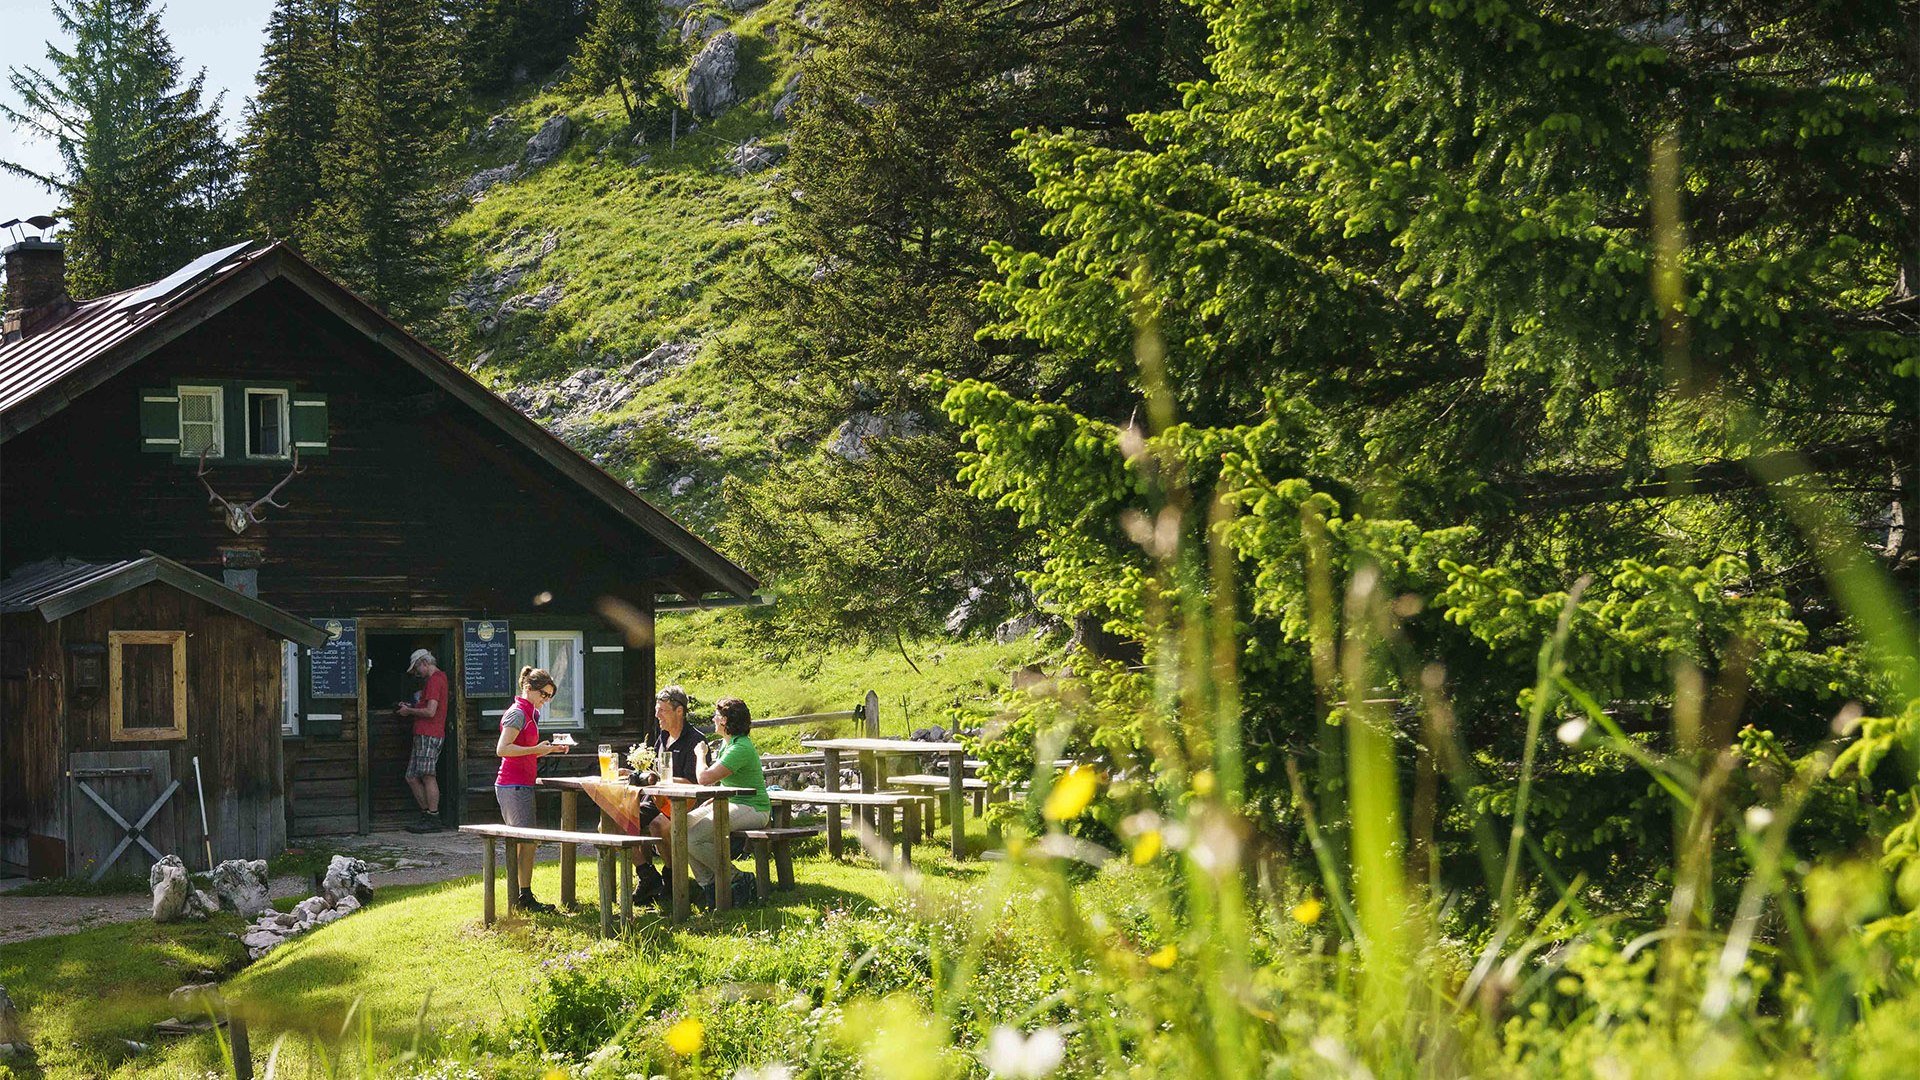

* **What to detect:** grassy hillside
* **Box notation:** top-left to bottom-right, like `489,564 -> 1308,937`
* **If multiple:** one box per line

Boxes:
444,0 -> 808,535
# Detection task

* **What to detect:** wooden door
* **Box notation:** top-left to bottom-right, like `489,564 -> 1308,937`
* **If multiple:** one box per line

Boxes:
66,749 -> 179,881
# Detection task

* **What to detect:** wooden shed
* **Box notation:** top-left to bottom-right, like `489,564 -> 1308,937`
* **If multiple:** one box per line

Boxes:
0,555 -> 329,879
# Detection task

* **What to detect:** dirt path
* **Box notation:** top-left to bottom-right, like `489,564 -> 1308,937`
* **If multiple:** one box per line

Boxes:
0,830 -> 489,945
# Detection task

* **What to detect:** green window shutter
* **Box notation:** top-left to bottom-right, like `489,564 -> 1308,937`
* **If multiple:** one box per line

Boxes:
291,393 -> 330,456
586,631 -> 625,726
139,388 -> 182,453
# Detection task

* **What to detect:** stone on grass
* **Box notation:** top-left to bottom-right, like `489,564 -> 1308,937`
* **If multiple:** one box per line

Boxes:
321,855 -> 373,906
208,859 -> 272,918
149,855 -> 216,922
685,32 -> 740,118
524,114 -> 573,167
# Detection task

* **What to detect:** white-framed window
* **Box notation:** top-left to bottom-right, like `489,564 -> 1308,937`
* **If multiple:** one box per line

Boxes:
246,388 -> 290,459
178,385 -> 224,458
515,630 -> 583,728
281,641 -> 300,735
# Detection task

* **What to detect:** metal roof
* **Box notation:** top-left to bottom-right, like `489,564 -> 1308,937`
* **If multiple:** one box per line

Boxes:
0,554 -> 331,646
0,241 -> 757,600
0,242 -> 272,419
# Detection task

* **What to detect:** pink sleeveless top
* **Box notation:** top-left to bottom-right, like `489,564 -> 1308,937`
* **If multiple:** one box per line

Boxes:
495,697 -> 541,786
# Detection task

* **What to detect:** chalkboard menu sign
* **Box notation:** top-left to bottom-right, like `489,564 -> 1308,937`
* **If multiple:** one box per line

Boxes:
463,619 -> 513,697
308,618 -> 358,698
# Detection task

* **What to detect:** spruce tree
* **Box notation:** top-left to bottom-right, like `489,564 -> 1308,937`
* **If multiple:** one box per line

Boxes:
241,0 -> 343,246
459,0 -> 589,94
723,0 -> 1204,650
311,0 -> 457,328
2,0 -> 240,295
567,0 -> 673,125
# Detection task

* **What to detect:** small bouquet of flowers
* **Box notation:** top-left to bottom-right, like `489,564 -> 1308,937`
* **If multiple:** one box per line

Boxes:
625,744 -> 659,777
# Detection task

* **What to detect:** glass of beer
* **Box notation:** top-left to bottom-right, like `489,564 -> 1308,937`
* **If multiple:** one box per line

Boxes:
598,743 -> 616,781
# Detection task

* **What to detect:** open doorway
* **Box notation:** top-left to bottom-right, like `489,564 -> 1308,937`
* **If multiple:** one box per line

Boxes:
364,628 -> 460,831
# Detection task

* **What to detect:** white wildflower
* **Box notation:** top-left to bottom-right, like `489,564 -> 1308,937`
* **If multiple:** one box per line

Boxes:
981,1025 -> 1066,1078
1556,718 -> 1588,745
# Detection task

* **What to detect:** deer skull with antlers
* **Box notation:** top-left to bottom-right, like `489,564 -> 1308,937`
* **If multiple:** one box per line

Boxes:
197,449 -> 306,534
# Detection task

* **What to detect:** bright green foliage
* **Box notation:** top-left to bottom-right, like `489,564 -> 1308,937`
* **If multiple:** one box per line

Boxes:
719,0 -> 1205,649
945,0 -> 1918,896
310,0 -> 459,328
240,0 -> 343,246
1,0 -> 240,296
566,0 -> 676,125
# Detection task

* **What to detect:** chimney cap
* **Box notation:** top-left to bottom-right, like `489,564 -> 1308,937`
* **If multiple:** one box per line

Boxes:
2,236 -> 61,256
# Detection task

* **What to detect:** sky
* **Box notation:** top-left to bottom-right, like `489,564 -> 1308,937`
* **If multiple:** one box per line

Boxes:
0,0 -> 272,229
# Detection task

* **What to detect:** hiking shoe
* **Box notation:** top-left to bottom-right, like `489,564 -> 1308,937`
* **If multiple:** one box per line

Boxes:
517,891 -> 554,914
404,813 -> 436,833
631,863 -> 663,906
730,872 -> 758,908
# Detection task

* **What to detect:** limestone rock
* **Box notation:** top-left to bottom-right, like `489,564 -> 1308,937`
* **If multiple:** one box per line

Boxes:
332,895 -> 362,916
994,612 -> 1052,644
320,855 -> 373,906
726,140 -> 785,175
670,475 -> 696,497
149,856 -> 213,922
524,113 -> 574,167
241,929 -> 285,951
680,12 -> 725,41
291,896 -> 329,921
829,410 -> 923,462
684,32 -> 740,118
463,163 -> 520,199
208,859 -> 272,919
168,983 -> 225,1021
721,0 -> 764,9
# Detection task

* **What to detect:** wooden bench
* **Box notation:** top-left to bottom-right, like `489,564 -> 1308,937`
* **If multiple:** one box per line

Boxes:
460,823 -> 658,937
768,789 -> 933,866
883,774 -> 994,828
738,825 -> 824,898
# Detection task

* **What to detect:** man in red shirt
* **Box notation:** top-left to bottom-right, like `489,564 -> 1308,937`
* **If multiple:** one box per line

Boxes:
397,648 -> 450,832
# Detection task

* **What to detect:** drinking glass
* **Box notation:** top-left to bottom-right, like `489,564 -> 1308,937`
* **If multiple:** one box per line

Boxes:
598,743 -> 616,781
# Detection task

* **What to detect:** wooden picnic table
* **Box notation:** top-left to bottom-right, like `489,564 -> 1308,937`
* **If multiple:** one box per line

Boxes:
802,737 -> 969,860
638,782 -> 754,921
536,774 -> 641,910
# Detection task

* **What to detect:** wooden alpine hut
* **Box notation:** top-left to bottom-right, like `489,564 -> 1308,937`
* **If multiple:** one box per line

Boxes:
0,235 -> 757,875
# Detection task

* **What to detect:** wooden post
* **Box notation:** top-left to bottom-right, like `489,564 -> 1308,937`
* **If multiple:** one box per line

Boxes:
753,839 -> 772,900
505,841 -> 519,914
597,850 -> 614,938
858,750 -> 876,831
620,848 -> 633,925
824,748 -> 843,858
559,789 -> 579,909
669,796 -> 692,922
229,1015 -> 253,1080
877,806 -> 895,868
713,796 -> 733,911
948,750 -> 966,860
482,836 -> 497,926
863,689 -> 880,737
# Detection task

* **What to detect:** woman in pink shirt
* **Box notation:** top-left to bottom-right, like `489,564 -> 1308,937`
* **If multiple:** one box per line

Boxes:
495,666 -> 567,912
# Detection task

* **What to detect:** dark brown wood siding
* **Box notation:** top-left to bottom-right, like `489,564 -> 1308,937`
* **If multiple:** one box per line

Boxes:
1,582 -> 286,875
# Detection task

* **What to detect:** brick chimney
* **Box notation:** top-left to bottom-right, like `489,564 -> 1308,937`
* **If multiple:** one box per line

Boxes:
3,238 -> 71,342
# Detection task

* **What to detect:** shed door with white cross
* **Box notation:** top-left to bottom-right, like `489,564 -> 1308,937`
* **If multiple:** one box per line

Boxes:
66,749 -> 180,881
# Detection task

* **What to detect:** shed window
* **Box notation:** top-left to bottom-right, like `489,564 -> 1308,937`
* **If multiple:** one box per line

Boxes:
246,389 -> 290,459
514,631 -> 583,728
178,386 -> 224,458
110,630 -> 187,741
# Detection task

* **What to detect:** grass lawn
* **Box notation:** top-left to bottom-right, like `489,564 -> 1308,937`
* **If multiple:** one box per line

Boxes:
0,819 -> 1055,1079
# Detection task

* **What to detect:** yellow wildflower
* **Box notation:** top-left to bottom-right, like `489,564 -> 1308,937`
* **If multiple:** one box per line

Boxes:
1292,898 -> 1324,925
540,1069 -> 568,1080
1131,829 -> 1162,865
665,1017 -> 705,1056
1043,766 -> 1099,822
1147,944 -> 1178,970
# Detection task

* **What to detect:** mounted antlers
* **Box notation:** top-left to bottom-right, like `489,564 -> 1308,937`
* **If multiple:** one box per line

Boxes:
197,449 -> 306,534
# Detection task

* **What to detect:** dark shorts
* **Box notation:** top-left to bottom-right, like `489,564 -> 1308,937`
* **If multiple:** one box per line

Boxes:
495,784 -> 537,827
406,735 -> 443,778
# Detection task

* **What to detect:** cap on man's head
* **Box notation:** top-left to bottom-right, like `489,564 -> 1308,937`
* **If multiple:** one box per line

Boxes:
408,648 -> 435,673
655,685 -> 689,710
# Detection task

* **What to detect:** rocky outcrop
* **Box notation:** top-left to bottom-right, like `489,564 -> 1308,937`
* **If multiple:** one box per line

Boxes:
772,74 -> 801,121
524,113 -> 574,166
684,32 -> 740,118
149,855 -> 218,922
207,859 -> 272,919
680,12 -> 725,41
727,140 -> 786,175
452,230 -> 562,333
503,342 -> 700,432
829,410 -> 924,461
463,163 -> 520,199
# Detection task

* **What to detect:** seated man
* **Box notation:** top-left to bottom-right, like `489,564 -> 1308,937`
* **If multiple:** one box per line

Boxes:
688,696 -> 771,907
629,685 -> 709,904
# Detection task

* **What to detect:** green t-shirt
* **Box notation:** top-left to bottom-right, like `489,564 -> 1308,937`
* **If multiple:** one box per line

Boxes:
717,735 -> 770,813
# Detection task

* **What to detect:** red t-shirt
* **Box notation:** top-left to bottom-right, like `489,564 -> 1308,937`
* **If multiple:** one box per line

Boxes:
413,669 -> 449,738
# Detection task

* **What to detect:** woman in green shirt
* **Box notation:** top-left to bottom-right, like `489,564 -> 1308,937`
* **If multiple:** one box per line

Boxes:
691,696 -> 770,904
